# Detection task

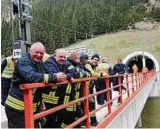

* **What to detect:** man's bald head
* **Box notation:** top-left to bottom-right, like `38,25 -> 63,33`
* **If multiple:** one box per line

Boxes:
30,42 -> 45,52
54,49 -> 67,65
117,57 -> 122,64
30,42 -> 45,63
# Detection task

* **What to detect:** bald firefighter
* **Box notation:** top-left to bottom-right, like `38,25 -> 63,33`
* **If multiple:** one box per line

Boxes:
5,42 -> 65,128
42,49 -> 72,128
60,51 -> 91,128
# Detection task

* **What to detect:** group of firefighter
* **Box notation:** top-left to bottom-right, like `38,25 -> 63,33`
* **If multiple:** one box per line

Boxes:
1,42 -> 140,128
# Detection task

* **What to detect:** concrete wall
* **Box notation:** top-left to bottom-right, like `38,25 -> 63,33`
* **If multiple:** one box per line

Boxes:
149,72 -> 160,97
106,75 -> 157,128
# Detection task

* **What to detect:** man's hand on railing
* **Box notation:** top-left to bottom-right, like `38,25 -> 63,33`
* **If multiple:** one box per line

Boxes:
56,72 -> 67,82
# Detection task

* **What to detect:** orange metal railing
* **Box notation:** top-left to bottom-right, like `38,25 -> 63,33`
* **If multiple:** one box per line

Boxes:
20,71 -> 156,128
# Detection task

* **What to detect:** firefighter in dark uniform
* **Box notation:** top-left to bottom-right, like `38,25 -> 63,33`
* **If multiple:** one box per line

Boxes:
85,53 -> 101,126
97,56 -> 113,105
78,53 -> 92,126
113,58 -> 126,103
1,55 -> 15,106
61,51 -> 91,128
42,49 -> 72,128
5,42 -> 65,128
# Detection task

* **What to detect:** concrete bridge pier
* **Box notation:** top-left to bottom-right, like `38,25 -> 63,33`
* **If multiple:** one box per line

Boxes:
136,114 -> 142,128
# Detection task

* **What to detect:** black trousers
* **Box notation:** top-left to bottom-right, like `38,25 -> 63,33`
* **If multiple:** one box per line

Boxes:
1,78 -> 11,106
43,103 -> 79,128
96,78 -> 112,105
5,107 -> 40,128
42,103 -> 62,128
89,80 -> 98,124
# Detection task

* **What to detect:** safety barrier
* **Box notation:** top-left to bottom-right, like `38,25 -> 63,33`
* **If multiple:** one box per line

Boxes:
20,71 -> 156,128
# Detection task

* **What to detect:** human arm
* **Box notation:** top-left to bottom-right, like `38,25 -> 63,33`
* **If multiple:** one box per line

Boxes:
1,59 -> 7,74
17,60 -> 57,83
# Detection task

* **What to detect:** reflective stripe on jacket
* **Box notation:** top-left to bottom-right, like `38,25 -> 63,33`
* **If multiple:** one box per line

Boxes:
2,57 -> 14,78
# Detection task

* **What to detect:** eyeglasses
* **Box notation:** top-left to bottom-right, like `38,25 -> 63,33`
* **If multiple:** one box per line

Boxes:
93,58 -> 100,62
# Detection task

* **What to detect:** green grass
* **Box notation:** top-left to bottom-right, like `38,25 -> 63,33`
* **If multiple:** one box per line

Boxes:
142,98 -> 160,128
67,29 -> 160,65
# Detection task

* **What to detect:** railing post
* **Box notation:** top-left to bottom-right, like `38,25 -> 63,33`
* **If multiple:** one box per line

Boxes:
135,73 -> 138,89
139,73 -> 142,87
143,72 -> 146,84
24,89 -> 34,128
131,74 -> 134,93
142,73 -> 144,85
105,77 -> 111,114
126,74 -> 130,98
82,81 -> 90,128
138,73 -> 141,88
118,76 -> 122,103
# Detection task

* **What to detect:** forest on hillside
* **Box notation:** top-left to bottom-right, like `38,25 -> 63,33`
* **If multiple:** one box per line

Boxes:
1,0 -> 160,56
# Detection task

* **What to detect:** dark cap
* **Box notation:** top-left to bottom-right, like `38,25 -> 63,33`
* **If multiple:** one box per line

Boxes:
80,53 -> 89,60
91,53 -> 100,60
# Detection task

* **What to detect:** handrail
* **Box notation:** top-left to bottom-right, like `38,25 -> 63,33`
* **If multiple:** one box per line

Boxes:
20,71 -> 156,128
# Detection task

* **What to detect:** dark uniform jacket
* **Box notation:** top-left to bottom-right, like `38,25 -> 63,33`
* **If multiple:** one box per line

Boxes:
112,63 -> 126,91
65,58 -> 91,79
5,53 -> 57,113
113,63 -> 126,75
42,56 -> 71,106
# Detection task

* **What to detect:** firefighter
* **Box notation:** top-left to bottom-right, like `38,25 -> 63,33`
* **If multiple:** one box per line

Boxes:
85,53 -> 101,126
60,51 -> 90,128
79,53 -> 91,76
42,49 -> 72,128
77,53 -> 92,126
97,56 -> 113,105
1,55 -> 15,106
113,57 -> 126,103
4,42 -> 66,128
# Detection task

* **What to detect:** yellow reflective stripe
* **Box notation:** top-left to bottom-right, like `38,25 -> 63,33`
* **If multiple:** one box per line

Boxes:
51,85 -> 57,89
44,74 -> 49,83
42,94 -> 58,100
6,99 -> 24,111
66,84 -> 71,94
66,104 -> 76,111
33,103 -> 37,108
78,102 -> 81,105
43,98 -> 58,104
8,95 -> 24,106
80,72 -> 83,78
42,93 -> 58,100
32,88 -> 36,94
91,114 -> 96,117
76,82 -> 81,89
2,57 -> 14,78
7,96 -> 39,112
61,122 -> 67,128
2,67 -> 13,78
33,103 -> 37,112
64,96 -> 69,104
66,105 -> 74,111
42,94 -> 58,104
8,57 -> 14,71
75,92 -> 79,99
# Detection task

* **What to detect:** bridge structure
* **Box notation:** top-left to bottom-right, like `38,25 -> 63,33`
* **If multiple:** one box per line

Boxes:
14,70 -> 158,128
1,49 -> 160,128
